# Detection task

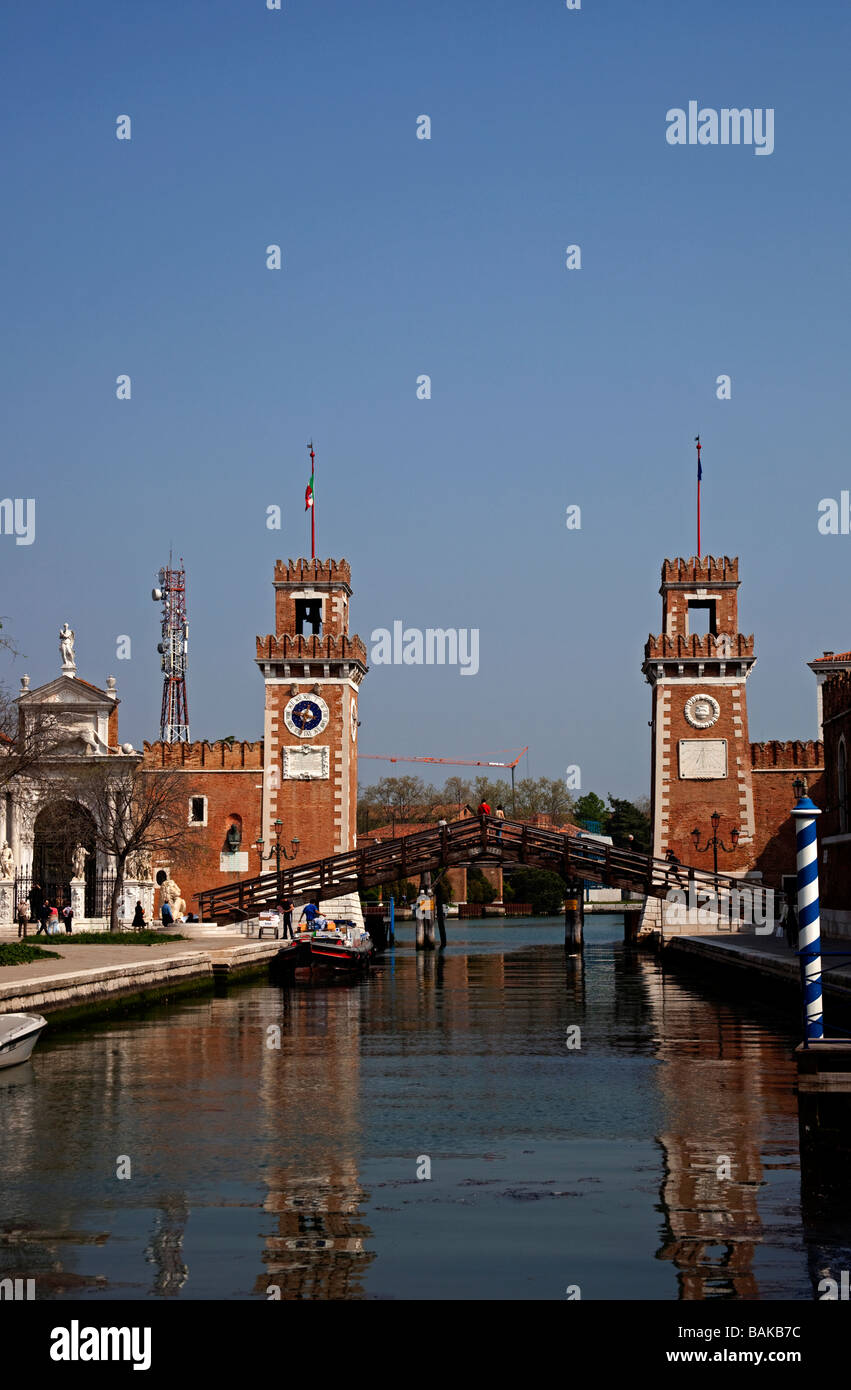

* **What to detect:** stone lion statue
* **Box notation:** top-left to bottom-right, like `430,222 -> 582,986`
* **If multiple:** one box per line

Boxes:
161,876 -> 187,921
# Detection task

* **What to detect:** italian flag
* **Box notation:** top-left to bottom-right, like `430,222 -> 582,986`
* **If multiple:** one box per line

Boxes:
305,468 -> 314,511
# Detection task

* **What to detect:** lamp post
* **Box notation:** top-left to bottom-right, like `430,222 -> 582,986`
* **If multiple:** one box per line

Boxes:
791,775 -> 823,1043
691,811 -> 740,882
254,819 -> 300,899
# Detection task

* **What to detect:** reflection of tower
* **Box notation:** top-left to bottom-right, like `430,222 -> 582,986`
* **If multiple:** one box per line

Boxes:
144,1194 -> 189,1296
256,985 -> 374,1300
637,956 -> 799,1299
152,557 -> 189,743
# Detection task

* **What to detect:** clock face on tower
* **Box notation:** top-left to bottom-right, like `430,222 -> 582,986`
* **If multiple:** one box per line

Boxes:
283,693 -> 330,739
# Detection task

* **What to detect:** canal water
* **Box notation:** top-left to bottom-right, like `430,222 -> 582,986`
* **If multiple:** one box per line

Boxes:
1,916 -> 846,1300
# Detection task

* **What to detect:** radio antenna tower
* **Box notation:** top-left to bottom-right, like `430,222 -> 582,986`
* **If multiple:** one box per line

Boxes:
151,553 -> 190,742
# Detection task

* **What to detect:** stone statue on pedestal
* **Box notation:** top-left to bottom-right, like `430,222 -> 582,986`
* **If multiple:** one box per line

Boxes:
72,843 -> 89,879
59,623 -> 76,672
0,843 -> 14,880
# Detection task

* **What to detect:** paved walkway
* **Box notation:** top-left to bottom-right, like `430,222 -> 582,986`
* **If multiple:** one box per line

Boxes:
0,934 -> 249,983
666,927 -> 851,999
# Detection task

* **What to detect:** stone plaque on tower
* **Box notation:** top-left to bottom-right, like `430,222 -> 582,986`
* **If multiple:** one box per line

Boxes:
678,738 -> 727,779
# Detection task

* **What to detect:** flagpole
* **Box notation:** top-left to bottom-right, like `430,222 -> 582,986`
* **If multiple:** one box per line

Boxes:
695,439 -> 700,558
308,441 -> 316,560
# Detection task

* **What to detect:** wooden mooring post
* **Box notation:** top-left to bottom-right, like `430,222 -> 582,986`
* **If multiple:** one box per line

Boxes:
564,883 -> 584,954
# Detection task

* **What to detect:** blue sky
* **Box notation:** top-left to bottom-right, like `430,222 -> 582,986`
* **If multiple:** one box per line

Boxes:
2,0 -> 849,800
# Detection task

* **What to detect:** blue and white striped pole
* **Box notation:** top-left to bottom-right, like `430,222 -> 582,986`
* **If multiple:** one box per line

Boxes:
791,791 -> 823,1042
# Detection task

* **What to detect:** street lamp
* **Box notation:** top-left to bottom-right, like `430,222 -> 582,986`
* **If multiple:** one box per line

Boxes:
254,819 -> 300,890
692,812 -> 740,880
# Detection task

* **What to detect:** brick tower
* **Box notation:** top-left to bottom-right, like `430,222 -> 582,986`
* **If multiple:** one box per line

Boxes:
256,559 -> 368,865
642,557 -> 756,871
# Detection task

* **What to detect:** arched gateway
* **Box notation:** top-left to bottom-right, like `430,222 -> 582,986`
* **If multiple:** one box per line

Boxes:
31,800 -> 97,916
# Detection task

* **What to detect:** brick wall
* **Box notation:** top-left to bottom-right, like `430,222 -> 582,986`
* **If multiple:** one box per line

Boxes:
750,742 -> 825,887
653,679 -> 755,872
142,740 -> 263,913
819,674 -> 851,923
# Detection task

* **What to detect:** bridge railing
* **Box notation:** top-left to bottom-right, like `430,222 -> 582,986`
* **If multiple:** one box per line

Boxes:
195,815 -> 778,924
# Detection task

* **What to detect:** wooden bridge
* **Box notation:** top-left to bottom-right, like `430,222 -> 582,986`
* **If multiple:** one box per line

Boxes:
196,814 -> 775,925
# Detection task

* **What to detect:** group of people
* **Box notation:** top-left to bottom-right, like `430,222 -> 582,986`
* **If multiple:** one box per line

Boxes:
263,898 -> 334,938
16,888 -> 73,938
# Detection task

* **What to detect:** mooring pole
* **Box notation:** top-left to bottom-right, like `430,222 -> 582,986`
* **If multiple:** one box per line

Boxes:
792,788 -> 823,1043
389,895 -> 395,945
564,881 -> 584,954
436,890 -> 447,949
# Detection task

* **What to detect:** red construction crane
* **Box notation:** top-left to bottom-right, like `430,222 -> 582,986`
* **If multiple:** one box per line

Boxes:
361,748 -> 529,814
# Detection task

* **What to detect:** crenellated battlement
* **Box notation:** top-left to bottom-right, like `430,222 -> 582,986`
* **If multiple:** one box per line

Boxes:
750,740 -> 824,769
142,739 -> 264,769
644,632 -> 754,661
273,558 -> 351,587
661,555 -> 739,585
256,632 -> 368,664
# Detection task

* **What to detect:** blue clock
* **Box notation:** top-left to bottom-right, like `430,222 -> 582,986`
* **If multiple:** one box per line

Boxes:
284,692 -> 329,739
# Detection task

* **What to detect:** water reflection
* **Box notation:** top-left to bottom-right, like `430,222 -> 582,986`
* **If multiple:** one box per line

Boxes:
0,921 -> 843,1299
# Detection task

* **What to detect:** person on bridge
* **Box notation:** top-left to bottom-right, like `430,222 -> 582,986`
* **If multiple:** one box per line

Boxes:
477,800 -> 491,818
664,847 -> 684,884
495,805 -> 505,840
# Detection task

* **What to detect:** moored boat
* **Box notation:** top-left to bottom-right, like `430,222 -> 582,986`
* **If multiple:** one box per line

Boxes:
0,1013 -> 48,1069
309,920 -> 373,971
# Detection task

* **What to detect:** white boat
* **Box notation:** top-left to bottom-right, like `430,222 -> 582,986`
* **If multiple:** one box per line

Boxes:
0,1013 -> 48,1069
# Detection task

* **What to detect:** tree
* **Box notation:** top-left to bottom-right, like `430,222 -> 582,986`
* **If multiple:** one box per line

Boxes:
69,764 -> 203,932
573,792 -> 609,830
606,795 -> 651,853
358,776 -> 434,828
505,867 -> 566,915
538,776 -> 575,823
466,865 -> 497,904
443,776 -> 472,817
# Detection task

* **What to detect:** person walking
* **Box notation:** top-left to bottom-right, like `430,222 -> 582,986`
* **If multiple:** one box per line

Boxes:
132,901 -> 146,929
62,902 -> 73,934
161,897 -> 174,928
47,903 -> 60,936
36,898 -> 51,936
16,898 -> 29,939
495,804 -> 505,840
29,882 -> 43,926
